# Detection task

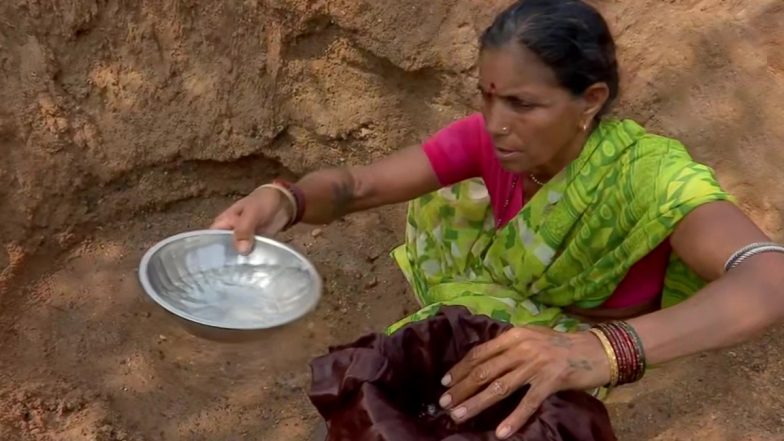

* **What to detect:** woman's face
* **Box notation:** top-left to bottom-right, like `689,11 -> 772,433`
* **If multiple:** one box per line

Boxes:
478,43 -> 600,176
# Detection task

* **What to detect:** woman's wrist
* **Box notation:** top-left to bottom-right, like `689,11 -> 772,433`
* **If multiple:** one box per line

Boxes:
272,179 -> 306,226
254,183 -> 295,228
256,179 -> 306,229
588,321 -> 647,387
571,330 -> 612,389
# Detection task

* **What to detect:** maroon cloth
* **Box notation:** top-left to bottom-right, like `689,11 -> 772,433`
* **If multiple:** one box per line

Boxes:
308,306 -> 617,441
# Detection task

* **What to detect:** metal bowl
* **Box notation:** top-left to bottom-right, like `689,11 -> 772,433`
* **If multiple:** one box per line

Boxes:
138,230 -> 322,340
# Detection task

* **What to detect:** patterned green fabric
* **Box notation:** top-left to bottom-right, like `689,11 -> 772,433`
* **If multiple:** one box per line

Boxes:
387,119 -> 733,334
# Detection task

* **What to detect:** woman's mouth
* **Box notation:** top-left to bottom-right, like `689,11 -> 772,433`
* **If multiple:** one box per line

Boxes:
494,145 -> 523,160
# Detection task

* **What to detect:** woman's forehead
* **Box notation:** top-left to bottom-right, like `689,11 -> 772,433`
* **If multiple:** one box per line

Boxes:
478,44 -> 562,94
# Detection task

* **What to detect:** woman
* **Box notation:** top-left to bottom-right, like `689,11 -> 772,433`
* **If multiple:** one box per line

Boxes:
212,0 -> 784,438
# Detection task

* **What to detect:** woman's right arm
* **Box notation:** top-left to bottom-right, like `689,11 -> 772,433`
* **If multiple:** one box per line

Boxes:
211,144 -> 441,253
297,144 -> 441,223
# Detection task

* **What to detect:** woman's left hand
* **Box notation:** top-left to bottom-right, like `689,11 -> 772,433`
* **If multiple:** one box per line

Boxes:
438,326 -> 611,439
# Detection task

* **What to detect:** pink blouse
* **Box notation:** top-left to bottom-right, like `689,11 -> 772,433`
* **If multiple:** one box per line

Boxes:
422,113 -> 670,309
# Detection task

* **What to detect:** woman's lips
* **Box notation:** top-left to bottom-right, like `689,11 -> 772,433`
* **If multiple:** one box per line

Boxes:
494,145 -> 523,160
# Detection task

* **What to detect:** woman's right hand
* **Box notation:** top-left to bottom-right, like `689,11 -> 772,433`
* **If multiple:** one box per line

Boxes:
210,186 -> 295,254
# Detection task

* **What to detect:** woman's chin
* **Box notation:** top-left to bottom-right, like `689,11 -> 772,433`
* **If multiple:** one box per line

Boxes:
499,160 -> 531,175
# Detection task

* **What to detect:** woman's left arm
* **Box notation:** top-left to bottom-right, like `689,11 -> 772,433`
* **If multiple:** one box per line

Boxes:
630,201 -> 784,364
439,201 -> 784,439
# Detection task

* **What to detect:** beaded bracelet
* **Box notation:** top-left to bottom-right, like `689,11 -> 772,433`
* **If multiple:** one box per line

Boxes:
590,321 -> 646,387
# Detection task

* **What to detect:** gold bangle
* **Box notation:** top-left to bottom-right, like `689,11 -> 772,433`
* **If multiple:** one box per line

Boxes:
589,328 -> 619,387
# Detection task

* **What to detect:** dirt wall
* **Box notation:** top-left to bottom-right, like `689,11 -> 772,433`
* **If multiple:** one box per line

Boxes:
1,0 -> 783,272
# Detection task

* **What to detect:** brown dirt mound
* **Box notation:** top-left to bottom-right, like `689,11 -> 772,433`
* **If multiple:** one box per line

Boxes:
1,1 -> 783,440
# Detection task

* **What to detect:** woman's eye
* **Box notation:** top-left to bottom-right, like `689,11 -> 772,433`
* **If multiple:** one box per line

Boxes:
507,98 -> 536,110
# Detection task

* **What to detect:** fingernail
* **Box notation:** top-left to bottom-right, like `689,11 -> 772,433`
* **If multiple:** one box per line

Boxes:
452,406 -> 466,420
237,240 -> 251,255
441,374 -> 452,386
497,426 -> 512,439
438,394 -> 452,408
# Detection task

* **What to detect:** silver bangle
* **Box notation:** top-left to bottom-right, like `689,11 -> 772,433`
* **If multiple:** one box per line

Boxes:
724,242 -> 784,272
724,242 -> 771,271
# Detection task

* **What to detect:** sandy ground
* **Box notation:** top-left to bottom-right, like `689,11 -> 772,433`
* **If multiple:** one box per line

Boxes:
0,199 -> 419,441
1,199 -> 783,441
1,0 -> 784,440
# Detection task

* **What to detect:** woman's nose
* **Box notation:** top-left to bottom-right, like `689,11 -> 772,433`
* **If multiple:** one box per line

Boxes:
483,100 -> 510,137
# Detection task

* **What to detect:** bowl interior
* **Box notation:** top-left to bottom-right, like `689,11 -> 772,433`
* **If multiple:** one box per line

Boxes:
139,231 -> 321,330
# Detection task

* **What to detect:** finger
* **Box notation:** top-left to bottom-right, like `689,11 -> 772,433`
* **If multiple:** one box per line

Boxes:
443,328 -> 524,387
233,207 -> 260,255
448,362 -> 536,424
211,212 -> 237,230
494,381 -> 554,440
210,202 -> 243,230
440,352 -> 520,409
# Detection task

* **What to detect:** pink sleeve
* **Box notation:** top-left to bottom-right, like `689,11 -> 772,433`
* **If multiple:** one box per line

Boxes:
422,113 -> 485,186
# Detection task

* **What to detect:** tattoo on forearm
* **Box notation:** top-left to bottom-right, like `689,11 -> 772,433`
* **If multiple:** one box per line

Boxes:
331,172 -> 355,218
568,359 -> 593,371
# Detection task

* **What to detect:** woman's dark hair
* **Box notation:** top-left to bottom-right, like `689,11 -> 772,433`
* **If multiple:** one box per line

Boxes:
481,0 -> 619,117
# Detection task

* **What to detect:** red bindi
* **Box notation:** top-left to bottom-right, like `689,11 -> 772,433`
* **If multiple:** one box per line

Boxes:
489,82 -> 497,92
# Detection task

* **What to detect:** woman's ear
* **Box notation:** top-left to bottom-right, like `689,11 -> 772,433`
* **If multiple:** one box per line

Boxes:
580,82 -> 611,126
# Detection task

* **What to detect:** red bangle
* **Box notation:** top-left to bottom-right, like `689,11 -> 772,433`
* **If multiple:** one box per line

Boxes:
617,321 -> 646,382
273,179 -> 306,227
611,322 -> 644,383
603,323 -> 635,384
594,322 -> 646,385
598,324 -> 626,383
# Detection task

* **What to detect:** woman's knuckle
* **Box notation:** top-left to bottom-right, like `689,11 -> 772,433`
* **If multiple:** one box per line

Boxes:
531,387 -> 551,404
521,394 -> 545,413
521,402 -> 538,418
510,328 -> 526,340
541,353 -> 557,365
490,380 -> 510,397
470,367 -> 489,383
516,340 -> 535,354
467,347 -> 483,363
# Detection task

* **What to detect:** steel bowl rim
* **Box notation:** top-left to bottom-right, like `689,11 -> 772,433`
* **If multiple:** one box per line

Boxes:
138,229 -> 322,331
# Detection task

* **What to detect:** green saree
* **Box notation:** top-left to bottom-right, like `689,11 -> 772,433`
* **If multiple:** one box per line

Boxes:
388,119 -> 733,334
